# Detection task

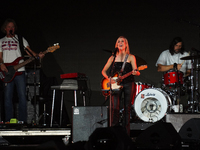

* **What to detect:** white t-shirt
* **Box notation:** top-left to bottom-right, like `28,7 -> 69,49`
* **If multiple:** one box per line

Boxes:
0,35 -> 29,72
155,50 -> 192,75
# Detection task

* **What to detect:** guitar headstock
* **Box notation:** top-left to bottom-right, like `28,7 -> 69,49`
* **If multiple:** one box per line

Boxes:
138,65 -> 147,71
47,43 -> 60,53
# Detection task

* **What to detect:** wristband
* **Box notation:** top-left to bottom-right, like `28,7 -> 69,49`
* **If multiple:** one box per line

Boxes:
0,62 -> 3,66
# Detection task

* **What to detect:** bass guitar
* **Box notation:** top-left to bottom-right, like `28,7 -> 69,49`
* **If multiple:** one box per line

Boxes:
101,65 -> 147,97
0,44 -> 60,83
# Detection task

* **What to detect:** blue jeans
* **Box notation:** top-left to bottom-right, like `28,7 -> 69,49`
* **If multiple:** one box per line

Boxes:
4,72 -> 27,122
111,81 -> 135,135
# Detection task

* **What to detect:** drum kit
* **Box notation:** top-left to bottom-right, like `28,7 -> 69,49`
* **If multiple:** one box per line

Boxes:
132,53 -> 200,123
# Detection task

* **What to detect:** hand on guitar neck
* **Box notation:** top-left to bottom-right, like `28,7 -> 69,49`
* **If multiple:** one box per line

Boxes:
132,68 -> 140,76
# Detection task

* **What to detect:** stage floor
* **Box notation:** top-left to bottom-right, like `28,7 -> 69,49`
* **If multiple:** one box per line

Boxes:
0,124 -> 71,148
1,113 -> 200,149
0,127 -> 71,136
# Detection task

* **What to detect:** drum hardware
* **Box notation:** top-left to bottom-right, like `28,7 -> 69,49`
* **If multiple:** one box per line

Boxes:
162,69 -> 183,112
181,52 -> 200,113
180,54 -> 200,60
164,88 -> 183,113
193,63 -> 200,71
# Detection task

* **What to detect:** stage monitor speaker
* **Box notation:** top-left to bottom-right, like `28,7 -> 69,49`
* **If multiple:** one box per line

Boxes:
85,126 -> 133,150
166,114 -> 200,132
179,118 -> 200,142
72,106 -> 108,143
136,122 -> 182,149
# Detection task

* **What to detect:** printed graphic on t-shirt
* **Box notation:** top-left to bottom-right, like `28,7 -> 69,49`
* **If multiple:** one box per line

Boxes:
2,40 -> 18,51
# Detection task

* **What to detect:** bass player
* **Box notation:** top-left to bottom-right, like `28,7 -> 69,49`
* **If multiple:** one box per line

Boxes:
0,18 -> 45,124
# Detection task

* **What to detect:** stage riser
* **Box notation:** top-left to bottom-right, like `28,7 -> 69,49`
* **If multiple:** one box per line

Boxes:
166,114 -> 200,132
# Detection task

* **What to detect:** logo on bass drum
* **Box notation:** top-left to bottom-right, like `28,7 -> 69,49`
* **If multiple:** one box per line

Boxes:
141,93 -> 155,99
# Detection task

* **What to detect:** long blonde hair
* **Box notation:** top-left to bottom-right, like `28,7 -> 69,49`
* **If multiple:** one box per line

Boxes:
115,36 -> 130,54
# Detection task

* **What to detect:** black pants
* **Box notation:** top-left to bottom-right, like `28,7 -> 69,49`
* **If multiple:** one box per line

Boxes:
111,81 -> 134,135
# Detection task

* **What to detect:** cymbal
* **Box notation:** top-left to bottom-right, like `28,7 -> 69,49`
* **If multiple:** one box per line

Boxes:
103,49 -> 147,69
180,55 -> 200,60
135,55 -> 147,68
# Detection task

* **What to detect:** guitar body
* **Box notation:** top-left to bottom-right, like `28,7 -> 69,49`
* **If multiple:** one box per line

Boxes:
100,65 -> 148,97
0,57 -> 23,83
101,73 -> 122,97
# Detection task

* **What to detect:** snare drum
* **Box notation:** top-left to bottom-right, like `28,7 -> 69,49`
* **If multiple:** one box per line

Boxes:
164,70 -> 183,86
134,88 -> 171,122
132,82 -> 153,105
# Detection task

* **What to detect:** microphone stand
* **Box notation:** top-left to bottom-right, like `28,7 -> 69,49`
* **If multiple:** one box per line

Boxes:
189,58 -> 195,112
191,49 -> 200,112
108,51 -> 117,127
101,50 -> 117,127
195,56 -> 199,112
10,33 -> 38,124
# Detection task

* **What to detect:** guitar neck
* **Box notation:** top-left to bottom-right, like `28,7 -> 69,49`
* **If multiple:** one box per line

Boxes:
13,49 -> 50,71
120,71 -> 133,80
12,44 -> 59,71
120,68 -> 140,80
13,57 -> 35,71
42,49 -> 49,55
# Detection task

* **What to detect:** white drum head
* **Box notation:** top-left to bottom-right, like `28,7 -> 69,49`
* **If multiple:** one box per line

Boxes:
134,88 -> 171,122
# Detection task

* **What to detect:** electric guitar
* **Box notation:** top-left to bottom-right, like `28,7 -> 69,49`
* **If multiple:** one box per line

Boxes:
0,44 -> 60,83
101,65 -> 147,97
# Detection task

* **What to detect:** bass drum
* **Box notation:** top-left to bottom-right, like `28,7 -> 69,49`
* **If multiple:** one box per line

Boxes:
134,88 -> 171,122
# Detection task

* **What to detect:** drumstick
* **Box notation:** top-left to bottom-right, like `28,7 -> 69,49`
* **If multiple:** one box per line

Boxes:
181,52 -> 190,65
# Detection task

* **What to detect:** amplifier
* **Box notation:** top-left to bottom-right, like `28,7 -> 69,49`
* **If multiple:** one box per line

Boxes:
72,106 -> 108,143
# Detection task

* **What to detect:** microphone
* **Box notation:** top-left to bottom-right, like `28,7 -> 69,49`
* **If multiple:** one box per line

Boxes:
112,48 -> 118,56
9,30 -> 13,35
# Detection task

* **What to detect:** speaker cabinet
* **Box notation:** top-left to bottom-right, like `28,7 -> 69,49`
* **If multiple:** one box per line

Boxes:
85,126 -> 133,150
136,122 -> 182,149
166,114 -> 200,132
179,118 -> 200,142
72,106 -> 108,143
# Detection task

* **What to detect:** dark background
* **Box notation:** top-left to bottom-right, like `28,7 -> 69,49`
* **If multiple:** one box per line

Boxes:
0,0 -> 200,123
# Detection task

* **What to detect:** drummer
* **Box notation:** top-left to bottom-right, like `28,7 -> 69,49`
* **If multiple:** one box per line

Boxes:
155,37 -> 192,111
156,37 -> 191,76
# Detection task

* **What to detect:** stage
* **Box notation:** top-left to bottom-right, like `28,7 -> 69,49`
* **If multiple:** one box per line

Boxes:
0,125 -> 71,149
0,113 -> 200,149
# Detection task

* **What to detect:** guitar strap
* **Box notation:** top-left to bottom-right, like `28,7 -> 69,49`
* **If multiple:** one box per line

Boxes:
18,34 -> 25,57
120,54 -> 129,74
